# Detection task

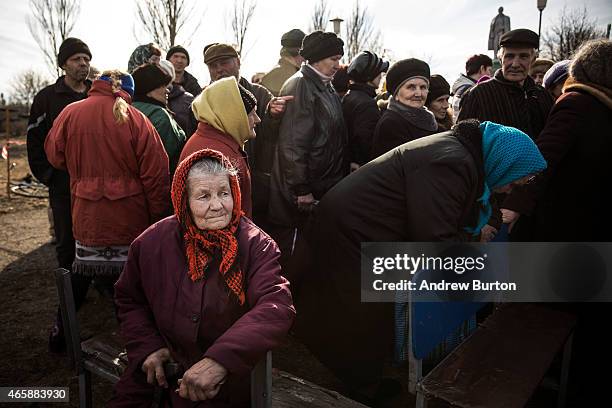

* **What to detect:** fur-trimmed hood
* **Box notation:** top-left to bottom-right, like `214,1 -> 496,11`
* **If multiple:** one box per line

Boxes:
563,77 -> 612,110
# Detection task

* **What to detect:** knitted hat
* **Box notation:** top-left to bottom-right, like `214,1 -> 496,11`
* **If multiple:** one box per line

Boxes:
238,83 -> 257,114
132,63 -> 172,96
204,43 -> 239,65
499,29 -> 539,49
543,60 -> 570,90
385,58 -> 430,95
128,43 -> 162,73
530,58 -> 554,74
281,29 -> 306,48
158,60 -> 176,82
570,39 -> 612,89
347,51 -> 389,83
299,31 -> 344,63
426,74 -> 450,105
57,37 -> 92,67
466,121 -> 547,235
99,73 -> 135,97
166,45 -> 190,65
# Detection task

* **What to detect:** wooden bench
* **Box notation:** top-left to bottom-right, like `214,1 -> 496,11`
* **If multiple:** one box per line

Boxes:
415,303 -> 576,408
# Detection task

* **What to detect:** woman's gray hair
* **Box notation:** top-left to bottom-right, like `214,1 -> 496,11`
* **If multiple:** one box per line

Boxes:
187,157 -> 238,192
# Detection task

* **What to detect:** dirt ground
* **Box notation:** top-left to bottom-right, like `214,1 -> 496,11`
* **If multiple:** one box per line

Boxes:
0,134 -> 359,407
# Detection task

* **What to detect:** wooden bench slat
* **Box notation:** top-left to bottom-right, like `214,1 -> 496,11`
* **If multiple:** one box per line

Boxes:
420,303 -> 576,408
271,371 -> 369,408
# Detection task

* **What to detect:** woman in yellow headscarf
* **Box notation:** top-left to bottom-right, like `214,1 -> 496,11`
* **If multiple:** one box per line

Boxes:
179,76 -> 261,218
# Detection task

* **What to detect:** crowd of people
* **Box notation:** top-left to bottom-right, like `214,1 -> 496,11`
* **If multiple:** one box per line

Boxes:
26,23 -> 611,407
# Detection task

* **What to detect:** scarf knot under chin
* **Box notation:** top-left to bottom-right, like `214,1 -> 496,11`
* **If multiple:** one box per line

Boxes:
171,149 -> 246,305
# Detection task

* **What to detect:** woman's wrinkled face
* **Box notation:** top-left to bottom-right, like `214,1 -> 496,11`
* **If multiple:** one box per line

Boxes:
493,174 -> 535,194
395,78 -> 428,108
312,55 -> 342,77
188,173 -> 233,230
247,108 -> 261,139
428,94 -> 450,120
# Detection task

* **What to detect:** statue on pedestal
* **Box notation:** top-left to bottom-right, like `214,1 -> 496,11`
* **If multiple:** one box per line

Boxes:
488,7 -> 511,57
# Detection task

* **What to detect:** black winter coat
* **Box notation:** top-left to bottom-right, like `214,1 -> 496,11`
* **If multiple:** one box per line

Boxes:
237,77 -> 279,222
293,120 -> 485,388
370,108 -> 438,160
26,76 -> 90,195
167,84 -> 197,137
457,69 -> 554,139
504,84 -> 612,241
268,65 -> 348,227
179,70 -> 202,97
342,83 -> 381,166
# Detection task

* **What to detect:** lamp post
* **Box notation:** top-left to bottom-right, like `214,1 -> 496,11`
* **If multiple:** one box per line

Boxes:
537,0 -> 548,51
330,17 -> 343,35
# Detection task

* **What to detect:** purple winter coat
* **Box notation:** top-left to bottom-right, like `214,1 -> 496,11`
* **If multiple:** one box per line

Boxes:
111,215 -> 295,407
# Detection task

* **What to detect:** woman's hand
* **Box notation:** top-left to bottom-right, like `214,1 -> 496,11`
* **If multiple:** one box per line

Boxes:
501,209 -> 520,232
480,224 -> 498,242
177,357 -> 228,401
142,347 -> 172,388
269,96 -> 294,118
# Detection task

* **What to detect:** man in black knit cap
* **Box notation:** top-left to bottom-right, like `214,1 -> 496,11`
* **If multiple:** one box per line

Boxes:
26,37 -> 92,353
166,45 -> 202,97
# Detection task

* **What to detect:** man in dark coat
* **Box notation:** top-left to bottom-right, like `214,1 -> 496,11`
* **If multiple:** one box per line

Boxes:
293,120 -> 546,406
457,29 -> 554,240
166,45 -> 202,97
503,39 -> 612,241
26,37 -> 92,352
503,39 -> 612,405
458,29 -> 553,138
342,51 -> 388,168
203,43 -> 291,226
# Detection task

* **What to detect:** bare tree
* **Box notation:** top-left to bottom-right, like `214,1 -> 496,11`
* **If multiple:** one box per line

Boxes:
134,0 -> 203,50
228,0 -> 257,57
343,0 -> 383,62
309,0 -> 330,32
542,6 -> 606,60
9,70 -> 50,109
27,0 -> 81,77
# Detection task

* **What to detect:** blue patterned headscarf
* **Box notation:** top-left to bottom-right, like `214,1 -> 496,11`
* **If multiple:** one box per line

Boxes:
465,121 -> 547,235
99,73 -> 135,97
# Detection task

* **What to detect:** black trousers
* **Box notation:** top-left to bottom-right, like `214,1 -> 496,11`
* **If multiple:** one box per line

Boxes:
49,192 -> 91,325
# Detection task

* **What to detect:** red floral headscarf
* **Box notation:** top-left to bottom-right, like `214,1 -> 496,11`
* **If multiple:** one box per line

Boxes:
171,149 -> 245,305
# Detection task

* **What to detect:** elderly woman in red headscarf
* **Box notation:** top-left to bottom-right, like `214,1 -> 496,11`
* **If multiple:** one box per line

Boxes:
111,149 -> 295,407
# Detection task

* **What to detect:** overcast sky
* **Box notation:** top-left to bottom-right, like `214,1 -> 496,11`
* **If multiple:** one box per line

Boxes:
1,0 -> 611,99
